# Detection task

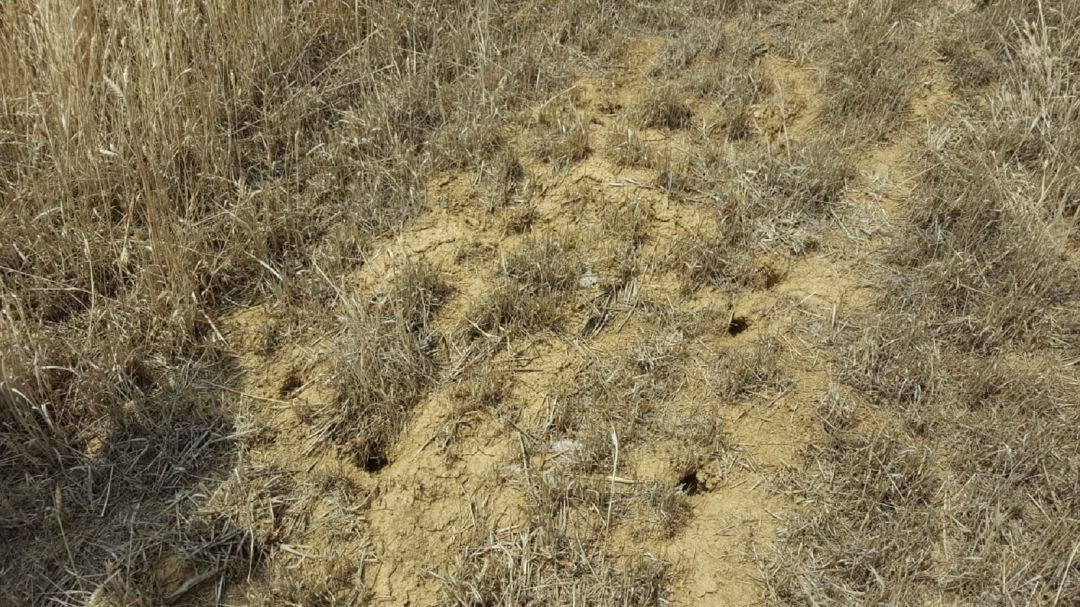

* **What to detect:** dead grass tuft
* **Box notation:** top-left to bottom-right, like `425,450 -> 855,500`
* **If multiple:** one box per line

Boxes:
634,87 -> 694,130
710,336 -> 788,402
485,148 -> 529,209
463,237 -> 583,341
820,1 -> 925,141
647,25 -> 728,77
381,262 -> 455,335
608,127 -> 661,169
676,19 -> 771,141
738,142 -> 854,253
766,429 -> 942,605
594,199 -> 654,289
671,221 -> 756,291
535,104 -> 591,169
435,469 -> 673,605
671,142 -> 852,290
321,262 -> 449,470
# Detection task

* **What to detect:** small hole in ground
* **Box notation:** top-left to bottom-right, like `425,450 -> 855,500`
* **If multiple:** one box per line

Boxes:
278,372 -> 304,397
677,470 -> 701,495
727,317 -> 748,336
363,454 -> 390,473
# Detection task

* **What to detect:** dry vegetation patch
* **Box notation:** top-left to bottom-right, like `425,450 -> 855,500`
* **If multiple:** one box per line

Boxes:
318,262 -> 449,471
817,0 -> 928,142
766,3 -> 1080,604
3,0 -> 1078,605
462,236 -> 585,343
435,470 -> 673,606
670,141 -> 853,290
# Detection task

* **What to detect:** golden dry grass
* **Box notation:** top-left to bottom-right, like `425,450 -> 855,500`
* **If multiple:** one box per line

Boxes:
2,0 -> 1078,605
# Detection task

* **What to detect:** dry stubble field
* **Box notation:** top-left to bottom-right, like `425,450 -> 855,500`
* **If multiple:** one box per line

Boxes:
1,1 -> 1078,605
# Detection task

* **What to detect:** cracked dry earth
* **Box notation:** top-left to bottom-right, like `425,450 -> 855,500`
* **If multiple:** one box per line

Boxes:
216,29 -> 950,607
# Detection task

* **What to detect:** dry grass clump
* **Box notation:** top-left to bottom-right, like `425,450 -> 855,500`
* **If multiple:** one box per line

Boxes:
673,16 -> 772,141
885,150 -> 1077,352
594,199 -> 654,287
710,336 -> 788,402
0,0 -> 570,462
671,142 -> 851,289
647,24 -> 728,77
320,263 -> 450,470
435,470 -> 672,606
820,0 -> 925,141
608,127 -> 661,169
671,219 -> 757,291
544,328 -> 725,480
534,104 -> 591,169
634,87 -> 694,130
737,142 -> 854,253
978,9 -> 1080,220
484,149 -> 529,210
463,237 -> 584,341
766,428 -> 942,605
